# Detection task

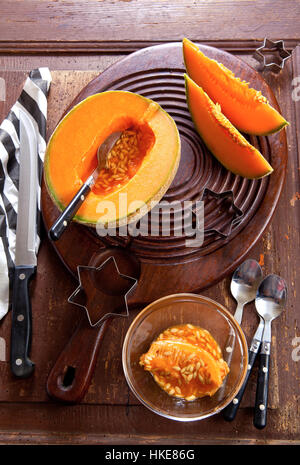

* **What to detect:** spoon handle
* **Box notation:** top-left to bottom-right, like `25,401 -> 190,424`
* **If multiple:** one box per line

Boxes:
233,301 -> 244,326
254,343 -> 270,429
223,316 -> 264,421
48,176 -> 93,241
223,348 -> 258,421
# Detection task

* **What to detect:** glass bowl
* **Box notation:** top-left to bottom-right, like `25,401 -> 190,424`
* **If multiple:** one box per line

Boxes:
122,293 -> 248,422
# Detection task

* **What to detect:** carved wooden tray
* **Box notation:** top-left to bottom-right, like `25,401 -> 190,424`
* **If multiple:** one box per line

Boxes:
42,42 -> 287,302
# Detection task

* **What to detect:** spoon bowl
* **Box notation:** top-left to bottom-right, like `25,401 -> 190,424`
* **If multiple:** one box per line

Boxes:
230,259 -> 263,325
255,274 -> 287,323
96,131 -> 123,170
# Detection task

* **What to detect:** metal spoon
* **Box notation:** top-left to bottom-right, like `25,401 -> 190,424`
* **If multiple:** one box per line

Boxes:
218,259 -> 262,403
48,131 -> 122,241
253,274 -> 287,429
230,259 -> 263,325
222,259 -> 263,363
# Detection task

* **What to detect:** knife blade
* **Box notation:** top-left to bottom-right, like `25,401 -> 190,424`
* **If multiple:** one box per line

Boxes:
10,110 -> 38,378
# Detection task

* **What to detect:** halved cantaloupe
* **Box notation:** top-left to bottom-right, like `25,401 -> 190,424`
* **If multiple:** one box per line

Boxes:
184,74 -> 273,179
44,91 -> 181,227
183,38 -> 288,135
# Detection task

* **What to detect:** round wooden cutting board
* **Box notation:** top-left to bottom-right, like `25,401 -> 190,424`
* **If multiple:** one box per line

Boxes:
41,42 -> 287,304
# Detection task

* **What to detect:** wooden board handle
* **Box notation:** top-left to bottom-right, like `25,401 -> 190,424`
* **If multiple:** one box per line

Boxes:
46,315 -> 110,403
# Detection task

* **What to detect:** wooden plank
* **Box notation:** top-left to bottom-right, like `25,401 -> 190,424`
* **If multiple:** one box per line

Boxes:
0,39 -> 298,55
0,54 -> 124,72
292,46 -> 300,169
0,403 -> 299,445
256,50 -> 300,433
0,0 -> 299,53
0,49 -> 293,74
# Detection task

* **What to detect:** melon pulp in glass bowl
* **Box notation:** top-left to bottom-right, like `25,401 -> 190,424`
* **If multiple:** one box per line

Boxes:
122,293 -> 248,422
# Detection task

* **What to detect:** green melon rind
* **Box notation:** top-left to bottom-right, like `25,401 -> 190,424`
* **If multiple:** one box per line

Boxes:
252,118 -> 288,137
184,75 -> 272,180
44,91 -> 181,227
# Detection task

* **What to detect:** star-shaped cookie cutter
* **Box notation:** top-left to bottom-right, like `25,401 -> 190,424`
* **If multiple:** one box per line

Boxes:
192,188 -> 244,239
68,256 -> 138,327
254,38 -> 291,73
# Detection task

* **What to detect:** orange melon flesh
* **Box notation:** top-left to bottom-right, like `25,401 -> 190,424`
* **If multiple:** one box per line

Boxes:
140,324 -> 229,400
183,38 -> 288,136
157,324 -> 222,360
44,91 -> 181,226
184,74 -> 273,179
141,340 -> 224,398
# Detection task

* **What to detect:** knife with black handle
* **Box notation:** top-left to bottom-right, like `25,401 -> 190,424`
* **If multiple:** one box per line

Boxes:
10,111 -> 38,378
10,265 -> 36,377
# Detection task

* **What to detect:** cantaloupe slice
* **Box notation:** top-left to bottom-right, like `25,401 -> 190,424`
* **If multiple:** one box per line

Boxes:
140,338 -> 229,399
183,38 -> 288,135
140,324 -> 229,400
184,74 -> 273,179
156,324 -> 222,360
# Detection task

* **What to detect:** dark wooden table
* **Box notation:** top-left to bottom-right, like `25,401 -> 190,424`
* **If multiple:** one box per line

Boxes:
0,0 -> 299,445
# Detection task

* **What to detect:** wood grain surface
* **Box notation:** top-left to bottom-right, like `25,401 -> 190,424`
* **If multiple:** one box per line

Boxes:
0,0 -> 299,53
0,0 -> 299,445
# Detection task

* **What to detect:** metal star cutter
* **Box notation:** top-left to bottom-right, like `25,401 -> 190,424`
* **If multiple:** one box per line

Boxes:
254,38 -> 291,73
193,188 -> 244,239
68,256 -> 138,327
